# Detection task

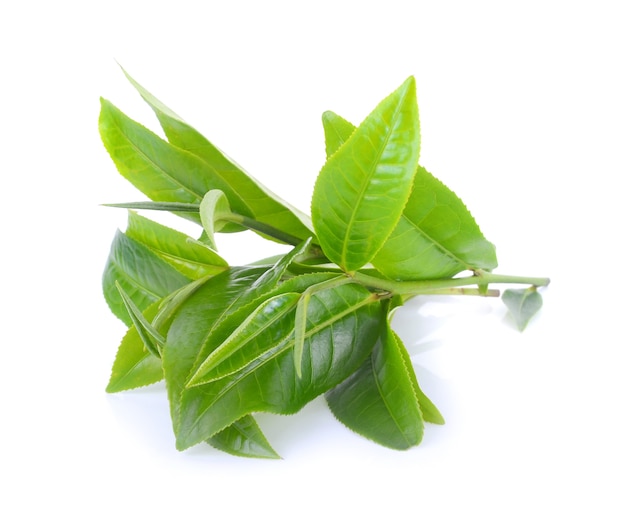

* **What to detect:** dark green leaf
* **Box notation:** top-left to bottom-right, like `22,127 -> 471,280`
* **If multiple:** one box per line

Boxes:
172,283 -> 383,450
311,77 -> 421,272
502,288 -> 543,331
326,309 -> 427,450
206,415 -> 281,459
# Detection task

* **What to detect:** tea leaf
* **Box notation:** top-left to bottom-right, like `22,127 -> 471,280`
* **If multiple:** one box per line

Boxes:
206,415 -> 280,459
173,284 -> 383,450
126,211 -> 227,280
322,112 -> 497,279
326,308 -> 426,449
106,302 -> 163,393
121,67 -> 315,243
102,230 -> 190,326
502,288 -> 543,330
311,77 -> 420,271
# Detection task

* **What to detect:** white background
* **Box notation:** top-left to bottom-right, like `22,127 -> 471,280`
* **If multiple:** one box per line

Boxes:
2,1 -> 624,524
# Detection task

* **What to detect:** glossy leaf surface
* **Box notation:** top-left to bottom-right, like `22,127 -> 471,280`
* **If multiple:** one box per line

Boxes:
99,99 -> 247,226
102,230 -> 190,326
170,283 -> 383,450
126,211 -> 227,280
322,112 -> 497,279
326,310 -> 427,450
121,68 -> 315,243
206,415 -> 281,459
502,288 -> 543,331
311,77 -> 420,271
372,165 -> 498,279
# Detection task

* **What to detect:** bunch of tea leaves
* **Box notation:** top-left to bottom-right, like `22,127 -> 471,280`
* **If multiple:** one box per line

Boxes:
100,69 -> 549,459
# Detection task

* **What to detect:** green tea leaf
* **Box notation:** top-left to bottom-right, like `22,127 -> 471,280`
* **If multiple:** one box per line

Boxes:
161,266 -> 272,433
502,288 -> 543,331
373,166 -> 498,279
311,77 -> 421,272
322,112 -> 497,279
321,111 -> 355,157
115,282 -> 164,358
102,230 -> 190,326
173,283 -> 383,450
199,189 -> 232,250
126,211 -> 227,280
100,99 -> 240,226
120,68 -> 315,243
326,309 -> 427,450
106,302 -> 163,393
206,415 -> 281,459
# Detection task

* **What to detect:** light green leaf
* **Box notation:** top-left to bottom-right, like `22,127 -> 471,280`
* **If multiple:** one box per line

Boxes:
120,67 -> 315,243
199,189 -> 232,250
321,111 -> 355,157
326,309 -> 427,450
372,166 -> 498,279
125,211 -> 227,280
322,111 -> 497,279
502,288 -> 543,331
206,415 -> 281,459
102,230 -> 191,326
115,282 -> 164,357
311,77 -> 420,272
99,98 -> 250,228
106,302 -> 163,393
172,283 -> 383,450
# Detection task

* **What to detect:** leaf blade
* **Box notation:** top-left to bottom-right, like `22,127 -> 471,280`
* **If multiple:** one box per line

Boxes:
120,67 -> 315,243
171,283 -> 383,450
325,310 -> 427,450
311,77 -> 421,271
125,211 -> 227,280
502,288 -> 543,331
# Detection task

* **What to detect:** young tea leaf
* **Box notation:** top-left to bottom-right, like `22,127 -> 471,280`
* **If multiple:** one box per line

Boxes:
199,189 -> 232,250
502,288 -> 543,331
311,77 -> 421,272
120,67 -> 315,243
106,302 -> 164,393
322,112 -> 497,279
206,415 -> 281,459
115,282 -> 164,358
102,230 -> 190,326
125,211 -> 228,280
